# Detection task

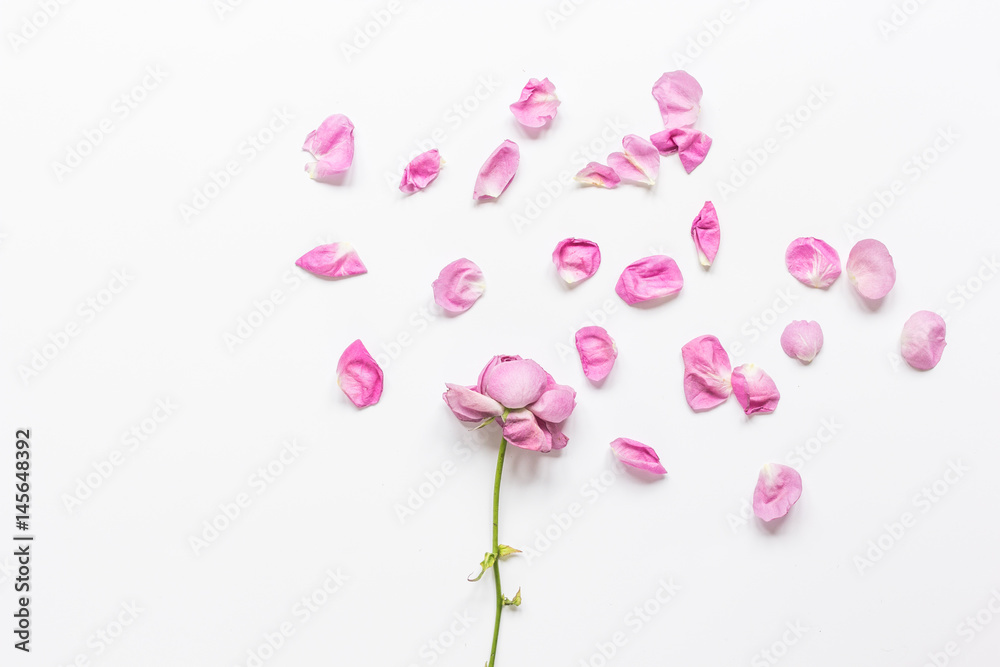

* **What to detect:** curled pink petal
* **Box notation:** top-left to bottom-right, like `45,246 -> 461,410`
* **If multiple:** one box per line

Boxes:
575,326 -> 617,382
785,237 -> 842,289
901,311 -> 947,370
610,438 -> 667,475
337,340 -> 383,408
681,335 -> 732,411
615,255 -> 684,305
651,71 -> 703,129
432,258 -> 485,313
552,238 -> 601,284
690,201 -> 720,267
573,162 -> 620,189
502,409 -> 549,452
540,421 -> 569,451
509,77 -> 560,128
650,127 -> 712,173
847,239 -> 896,300
295,243 -> 367,278
606,135 -> 660,185
527,387 -> 576,423
303,114 -> 354,180
780,321 -> 824,364
731,364 -> 780,416
753,463 -> 802,522
442,383 -> 504,423
473,140 -> 519,200
399,149 -> 441,194
484,359 -> 548,408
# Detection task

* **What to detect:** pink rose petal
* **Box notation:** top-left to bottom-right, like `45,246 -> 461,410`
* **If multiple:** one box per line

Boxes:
615,255 -> 684,305
295,243 -> 367,278
573,162 -> 621,189
575,326 -> 617,382
509,77 -> 560,128
303,114 -> 355,181
649,127 -> 712,173
483,359 -> 548,408
690,201 -> 720,268
753,463 -> 802,522
399,149 -> 442,194
442,383 -> 504,423
785,237 -> 842,289
847,239 -> 896,300
610,438 -> 667,475
501,409 -> 549,452
337,339 -> 383,408
651,71 -> 703,129
901,310 -> 947,370
476,355 -> 521,394
681,335 -> 732,411
432,258 -> 485,313
780,321 -> 824,364
473,140 -> 519,200
731,364 -> 780,416
552,238 -> 601,284
606,134 -> 660,185
527,386 -> 576,423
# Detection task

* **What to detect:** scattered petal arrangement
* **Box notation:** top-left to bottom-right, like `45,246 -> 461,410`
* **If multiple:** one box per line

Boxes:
292,70 -> 947,667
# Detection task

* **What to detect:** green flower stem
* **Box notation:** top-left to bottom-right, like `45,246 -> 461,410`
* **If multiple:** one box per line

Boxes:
487,436 -> 508,667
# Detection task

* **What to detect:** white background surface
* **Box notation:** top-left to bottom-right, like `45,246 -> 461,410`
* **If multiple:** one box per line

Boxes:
2,0 -> 1000,665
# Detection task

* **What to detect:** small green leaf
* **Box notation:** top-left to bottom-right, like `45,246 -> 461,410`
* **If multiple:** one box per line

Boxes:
497,544 -> 521,559
467,552 -> 496,582
503,587 -> 522,606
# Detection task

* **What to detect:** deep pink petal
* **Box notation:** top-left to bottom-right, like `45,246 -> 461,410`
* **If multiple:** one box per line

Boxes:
649,127 -> 712,172
651,71 -> 703,129
615,255 -> 684,305
606,135 -> 660,185
442,383 -> 503,423
527,387 -> 576,423
484,359 -> 548,408
901,311 -> 947,370
553,238 -> 601,284
509,77 -> 560,128
399,149 -> 442,194
432,258 -> 485,313
681,335 -> 732,411
785,237 -> 842,289
303,114 -> 354,178
690,201 -> 720,267
678,131 -> 712,173
847,239 -> 896,299
502,409 -> 549,452
753,463 -> 802,521
575,326 -> 618,382
610,438 -> 667,475
731,364 -> 780,416
336,340 -> 383,408
473,140 -> 519,200
573,162 -> 620,189
539,420 -> 569,450
780,321 -> 824,364
295,243 -> 367,278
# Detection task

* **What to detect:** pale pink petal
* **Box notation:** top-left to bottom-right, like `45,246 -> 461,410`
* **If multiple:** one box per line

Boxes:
527,387 -> 576,423
690,201 -> 720,267
847,239 -> 896,300
575,326 -> 617,382
650,127 -> 712,173
399,149 -> 441,194
651,71 -> 703,129
509,77 -> 560,128
432,258 -> 485,313
483,359 -> 548,408
473,140 -> 519,200
502,409 -> 550,452
442,383 -> 504,423
476,355 -> 522,394
901,311 -> 947,370
303,114 -> 354,179
731,364 -> 780,416
785,237 -> 842,289
295,243 -> 367,278
305,159 -> 352,183
681,335 -> 732,411
610,438 -> 667,475
573,162 -> 620,189
606,135 -> 660,185
553,238 -> 601,284
780,321 -> 824,364
615,255 -> 684,305
753,463 -> 802,521
337,339 -> 383,408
